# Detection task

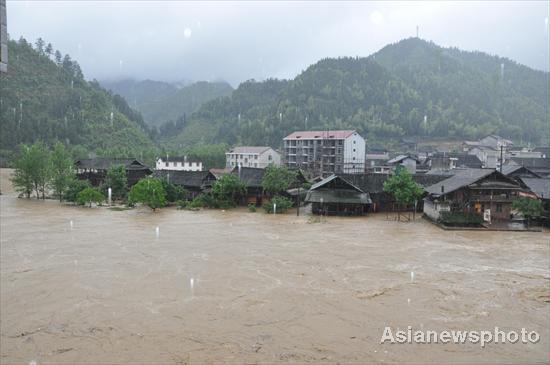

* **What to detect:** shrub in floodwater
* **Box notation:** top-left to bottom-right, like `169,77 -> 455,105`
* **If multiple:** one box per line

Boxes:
176,200 -> 188,210
262,195 -> 293,214
439,212 -> 484,226
188,193 -> 215,208
77,187 -> 104,207
65,179 -> 92,204
248,203 -> 257,212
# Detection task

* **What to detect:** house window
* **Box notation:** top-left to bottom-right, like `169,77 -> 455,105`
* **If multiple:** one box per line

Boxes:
255,155 -> 258,159
268,155 -> 272,161
165,162 -> 169,167
353,140 -> 356,144
496,203 -> 503,213
353,149 -> 356,152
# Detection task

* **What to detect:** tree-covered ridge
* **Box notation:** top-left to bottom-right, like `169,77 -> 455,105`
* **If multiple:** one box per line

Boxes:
101,78 -> 233,128
372,38 -> 549,142
0,38 -> 157,160
167,38 -> 549,149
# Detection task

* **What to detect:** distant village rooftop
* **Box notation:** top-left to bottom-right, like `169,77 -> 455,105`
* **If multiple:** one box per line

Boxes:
283,130 -> 357,140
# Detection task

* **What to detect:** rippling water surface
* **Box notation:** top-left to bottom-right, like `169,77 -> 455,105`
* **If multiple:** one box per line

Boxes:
1,169 -> 549,364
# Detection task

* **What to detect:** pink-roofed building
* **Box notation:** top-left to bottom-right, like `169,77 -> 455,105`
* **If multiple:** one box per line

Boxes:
283,130 -> 366,177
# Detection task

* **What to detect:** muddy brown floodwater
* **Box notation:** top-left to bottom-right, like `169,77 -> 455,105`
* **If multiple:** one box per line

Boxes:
1,168 -> 549,364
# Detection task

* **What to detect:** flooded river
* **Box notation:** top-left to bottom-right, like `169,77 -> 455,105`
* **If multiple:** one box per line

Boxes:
1,169 -> 549,364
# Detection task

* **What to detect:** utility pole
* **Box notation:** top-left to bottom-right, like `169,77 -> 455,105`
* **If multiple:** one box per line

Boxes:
499,145 -> 503,173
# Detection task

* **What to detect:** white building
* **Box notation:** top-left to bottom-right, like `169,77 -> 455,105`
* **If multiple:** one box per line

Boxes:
283,130 -> 366,176
156,156 -> 203,171
387,155 -> 420,174
225,146 -> 281,169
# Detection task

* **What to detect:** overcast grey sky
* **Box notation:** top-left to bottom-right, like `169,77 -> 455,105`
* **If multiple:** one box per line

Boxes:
6,1 -> 550,85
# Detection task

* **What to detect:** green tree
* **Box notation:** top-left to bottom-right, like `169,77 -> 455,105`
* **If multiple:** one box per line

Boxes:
262,195 -> 293,213
211,174 -> 246,208
77,187 -> 104,207
10,145 -> 34,198
383,166 -> 424,221
54,50 -> 62,65
128,177 -> 167,211
27,142 -> 51,199
48,142 -> 75,201
35,37 -> 45,54
512,197 -> 543,227
45,43 -> 53,57
161,179 -> 188,203
64,179 -> 91,203
262,165 -> 298,195
102,165 -> 128,201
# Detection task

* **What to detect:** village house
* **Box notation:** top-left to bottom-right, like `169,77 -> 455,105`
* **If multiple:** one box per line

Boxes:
425,152 -> 483,172
75,158 -> 152,187
423,169 -> 524,225
467,145 -> 499,168
386,154 -> 420,174
340,173 -> 448,213
225,146 -> 281,169
365,149 -> 390,174
155,156 -> 203,171
232,166 -> 307,206
504,157 -> 550,178
305,175 -> 372,216
519,177 -> 550,223
283,130 -> 366,177
154,170 -> 217,199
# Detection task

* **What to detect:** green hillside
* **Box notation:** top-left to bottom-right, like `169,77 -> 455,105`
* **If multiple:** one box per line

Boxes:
101,78 -> 233,127
0,38 -> 157,160
166,38 -> 549,149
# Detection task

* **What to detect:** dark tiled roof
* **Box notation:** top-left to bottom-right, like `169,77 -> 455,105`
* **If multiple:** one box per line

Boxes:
339,173 -> 448,194
154,170 -> 216,188
500,165 -> 540,177
510,158 -> 550,169
232,167 -> 265,188
231,166 -> 308,188
424,168 -> 522,196
520,178 -> 550,199
75,158 -> 151,171
428,152 -> 483,168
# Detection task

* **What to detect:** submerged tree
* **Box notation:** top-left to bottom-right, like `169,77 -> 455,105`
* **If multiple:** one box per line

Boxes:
102,165 -> 128,201
10,145 -> 34,198
128,177 -> 166,211
512,197 -> 543,227
77,187 -> 104,207
28,142 -> 51,199
49,142 -> 75,201
383,165 -> 424,221
211,174 -> 246,208
262,165 -> 297,195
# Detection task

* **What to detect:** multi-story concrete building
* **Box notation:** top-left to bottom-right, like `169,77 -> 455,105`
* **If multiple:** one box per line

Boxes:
0,0 -> 7,73
283,130 -> 366,176
225,146 -> 281,169
156,156 -> 203,171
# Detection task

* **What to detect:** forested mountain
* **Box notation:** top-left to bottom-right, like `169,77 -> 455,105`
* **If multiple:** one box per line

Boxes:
101,78 -> 233,127
0,38 -> 157,160
165,38 -> 549,149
